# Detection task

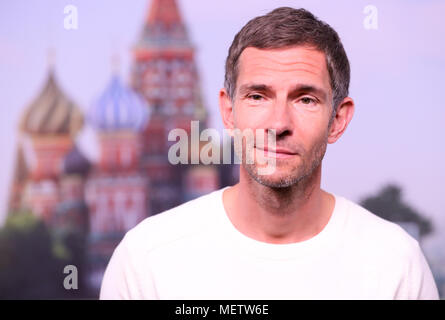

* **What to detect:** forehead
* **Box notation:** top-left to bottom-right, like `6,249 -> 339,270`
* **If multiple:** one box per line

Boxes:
237,46 -> 331,92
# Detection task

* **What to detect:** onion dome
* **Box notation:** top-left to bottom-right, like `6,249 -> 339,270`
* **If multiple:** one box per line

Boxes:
20,71 -> 83,137
62,145 -> 91,176
89,75 -> 149,132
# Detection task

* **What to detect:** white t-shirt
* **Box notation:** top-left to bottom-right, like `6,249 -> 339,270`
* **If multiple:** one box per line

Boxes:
100,187 -> 439,299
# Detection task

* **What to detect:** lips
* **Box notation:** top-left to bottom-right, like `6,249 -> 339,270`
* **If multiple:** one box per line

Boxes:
255,146 -> 298,159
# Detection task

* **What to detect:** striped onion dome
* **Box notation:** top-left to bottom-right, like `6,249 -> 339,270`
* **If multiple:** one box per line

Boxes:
89,75 -> 149,132
21,71 -> 83,136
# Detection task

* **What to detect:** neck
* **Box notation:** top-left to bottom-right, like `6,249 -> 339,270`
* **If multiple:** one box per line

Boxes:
223,164 -> 334,244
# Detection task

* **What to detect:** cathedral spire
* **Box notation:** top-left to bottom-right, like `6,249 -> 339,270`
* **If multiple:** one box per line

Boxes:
47,47 -> 56,72
131,0 -> 208,163
111,52 -> 121,76
146,0 -> 183,26
137,0 -> 190,49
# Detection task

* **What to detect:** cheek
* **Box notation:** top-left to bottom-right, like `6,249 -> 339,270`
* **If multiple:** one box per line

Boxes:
234,105 -> 269,129
294,113 -> 330,147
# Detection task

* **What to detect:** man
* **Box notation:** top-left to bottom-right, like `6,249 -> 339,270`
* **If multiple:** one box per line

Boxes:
100,7 -> 438,299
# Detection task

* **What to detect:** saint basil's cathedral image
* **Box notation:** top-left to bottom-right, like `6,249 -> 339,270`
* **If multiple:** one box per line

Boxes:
7,0 -> 237,292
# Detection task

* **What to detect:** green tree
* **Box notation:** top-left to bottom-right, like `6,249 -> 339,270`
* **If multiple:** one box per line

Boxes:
0,210 -> 66,299
360,184 -> 433,239
0,210 -> 93,299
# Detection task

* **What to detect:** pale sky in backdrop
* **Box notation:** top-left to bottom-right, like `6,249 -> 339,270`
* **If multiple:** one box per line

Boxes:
0,0 -> 444,258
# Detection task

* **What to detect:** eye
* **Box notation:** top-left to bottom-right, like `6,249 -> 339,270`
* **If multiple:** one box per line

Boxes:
247,94 -> 264,101
300,96 -> 317,105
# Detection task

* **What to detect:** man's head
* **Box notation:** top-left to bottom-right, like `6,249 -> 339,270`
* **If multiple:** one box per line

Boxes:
224,7 -> 350,113
219,7 -> 355,189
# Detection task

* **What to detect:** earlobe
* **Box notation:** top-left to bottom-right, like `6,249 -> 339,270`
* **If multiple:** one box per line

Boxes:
327,97 -> 355,144
219,88 -> 235,131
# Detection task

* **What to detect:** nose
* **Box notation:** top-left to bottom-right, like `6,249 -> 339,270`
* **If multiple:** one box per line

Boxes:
266,99 -> 292,138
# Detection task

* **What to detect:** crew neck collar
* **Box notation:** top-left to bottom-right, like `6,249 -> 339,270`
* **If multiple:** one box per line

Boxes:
210,186 -> 347,260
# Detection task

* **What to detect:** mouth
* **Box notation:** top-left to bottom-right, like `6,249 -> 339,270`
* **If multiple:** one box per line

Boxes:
254,146 -> 298,159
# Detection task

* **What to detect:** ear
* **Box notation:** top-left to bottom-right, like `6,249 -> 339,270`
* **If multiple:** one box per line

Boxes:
327,97 -> 355,144
219,88 -> 235,134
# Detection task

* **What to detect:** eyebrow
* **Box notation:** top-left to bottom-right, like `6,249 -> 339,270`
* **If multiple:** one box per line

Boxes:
238,83 -> 328,101
238,84 -> 271,96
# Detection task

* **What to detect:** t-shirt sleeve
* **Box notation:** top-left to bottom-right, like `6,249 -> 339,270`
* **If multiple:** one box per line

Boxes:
99,235 -> 158,300
395,240 -> 439,300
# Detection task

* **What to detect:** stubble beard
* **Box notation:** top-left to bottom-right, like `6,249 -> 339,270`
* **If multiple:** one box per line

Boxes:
242,134 -> 328,190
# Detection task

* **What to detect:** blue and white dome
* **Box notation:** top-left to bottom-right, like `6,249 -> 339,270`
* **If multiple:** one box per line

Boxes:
89,75 -> 149,132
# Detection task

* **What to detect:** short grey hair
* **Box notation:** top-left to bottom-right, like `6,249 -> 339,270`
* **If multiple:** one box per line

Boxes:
224,7 -> 350,111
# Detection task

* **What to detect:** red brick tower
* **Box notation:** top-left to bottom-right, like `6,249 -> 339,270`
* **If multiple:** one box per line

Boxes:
131,0 -> 208,214
8,145 -> 29,213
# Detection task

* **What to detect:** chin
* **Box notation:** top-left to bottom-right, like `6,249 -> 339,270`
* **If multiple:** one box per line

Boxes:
257,178 -> 298,189
245,164 -> 306,189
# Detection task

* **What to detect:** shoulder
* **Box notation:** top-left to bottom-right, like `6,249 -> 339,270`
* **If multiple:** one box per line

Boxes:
120,188 -> 223,257
337,196 -> 420,258
336,196 -> 439,299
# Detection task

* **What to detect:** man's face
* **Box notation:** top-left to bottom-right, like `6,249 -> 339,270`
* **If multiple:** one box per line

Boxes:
232,45 -> 334,188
